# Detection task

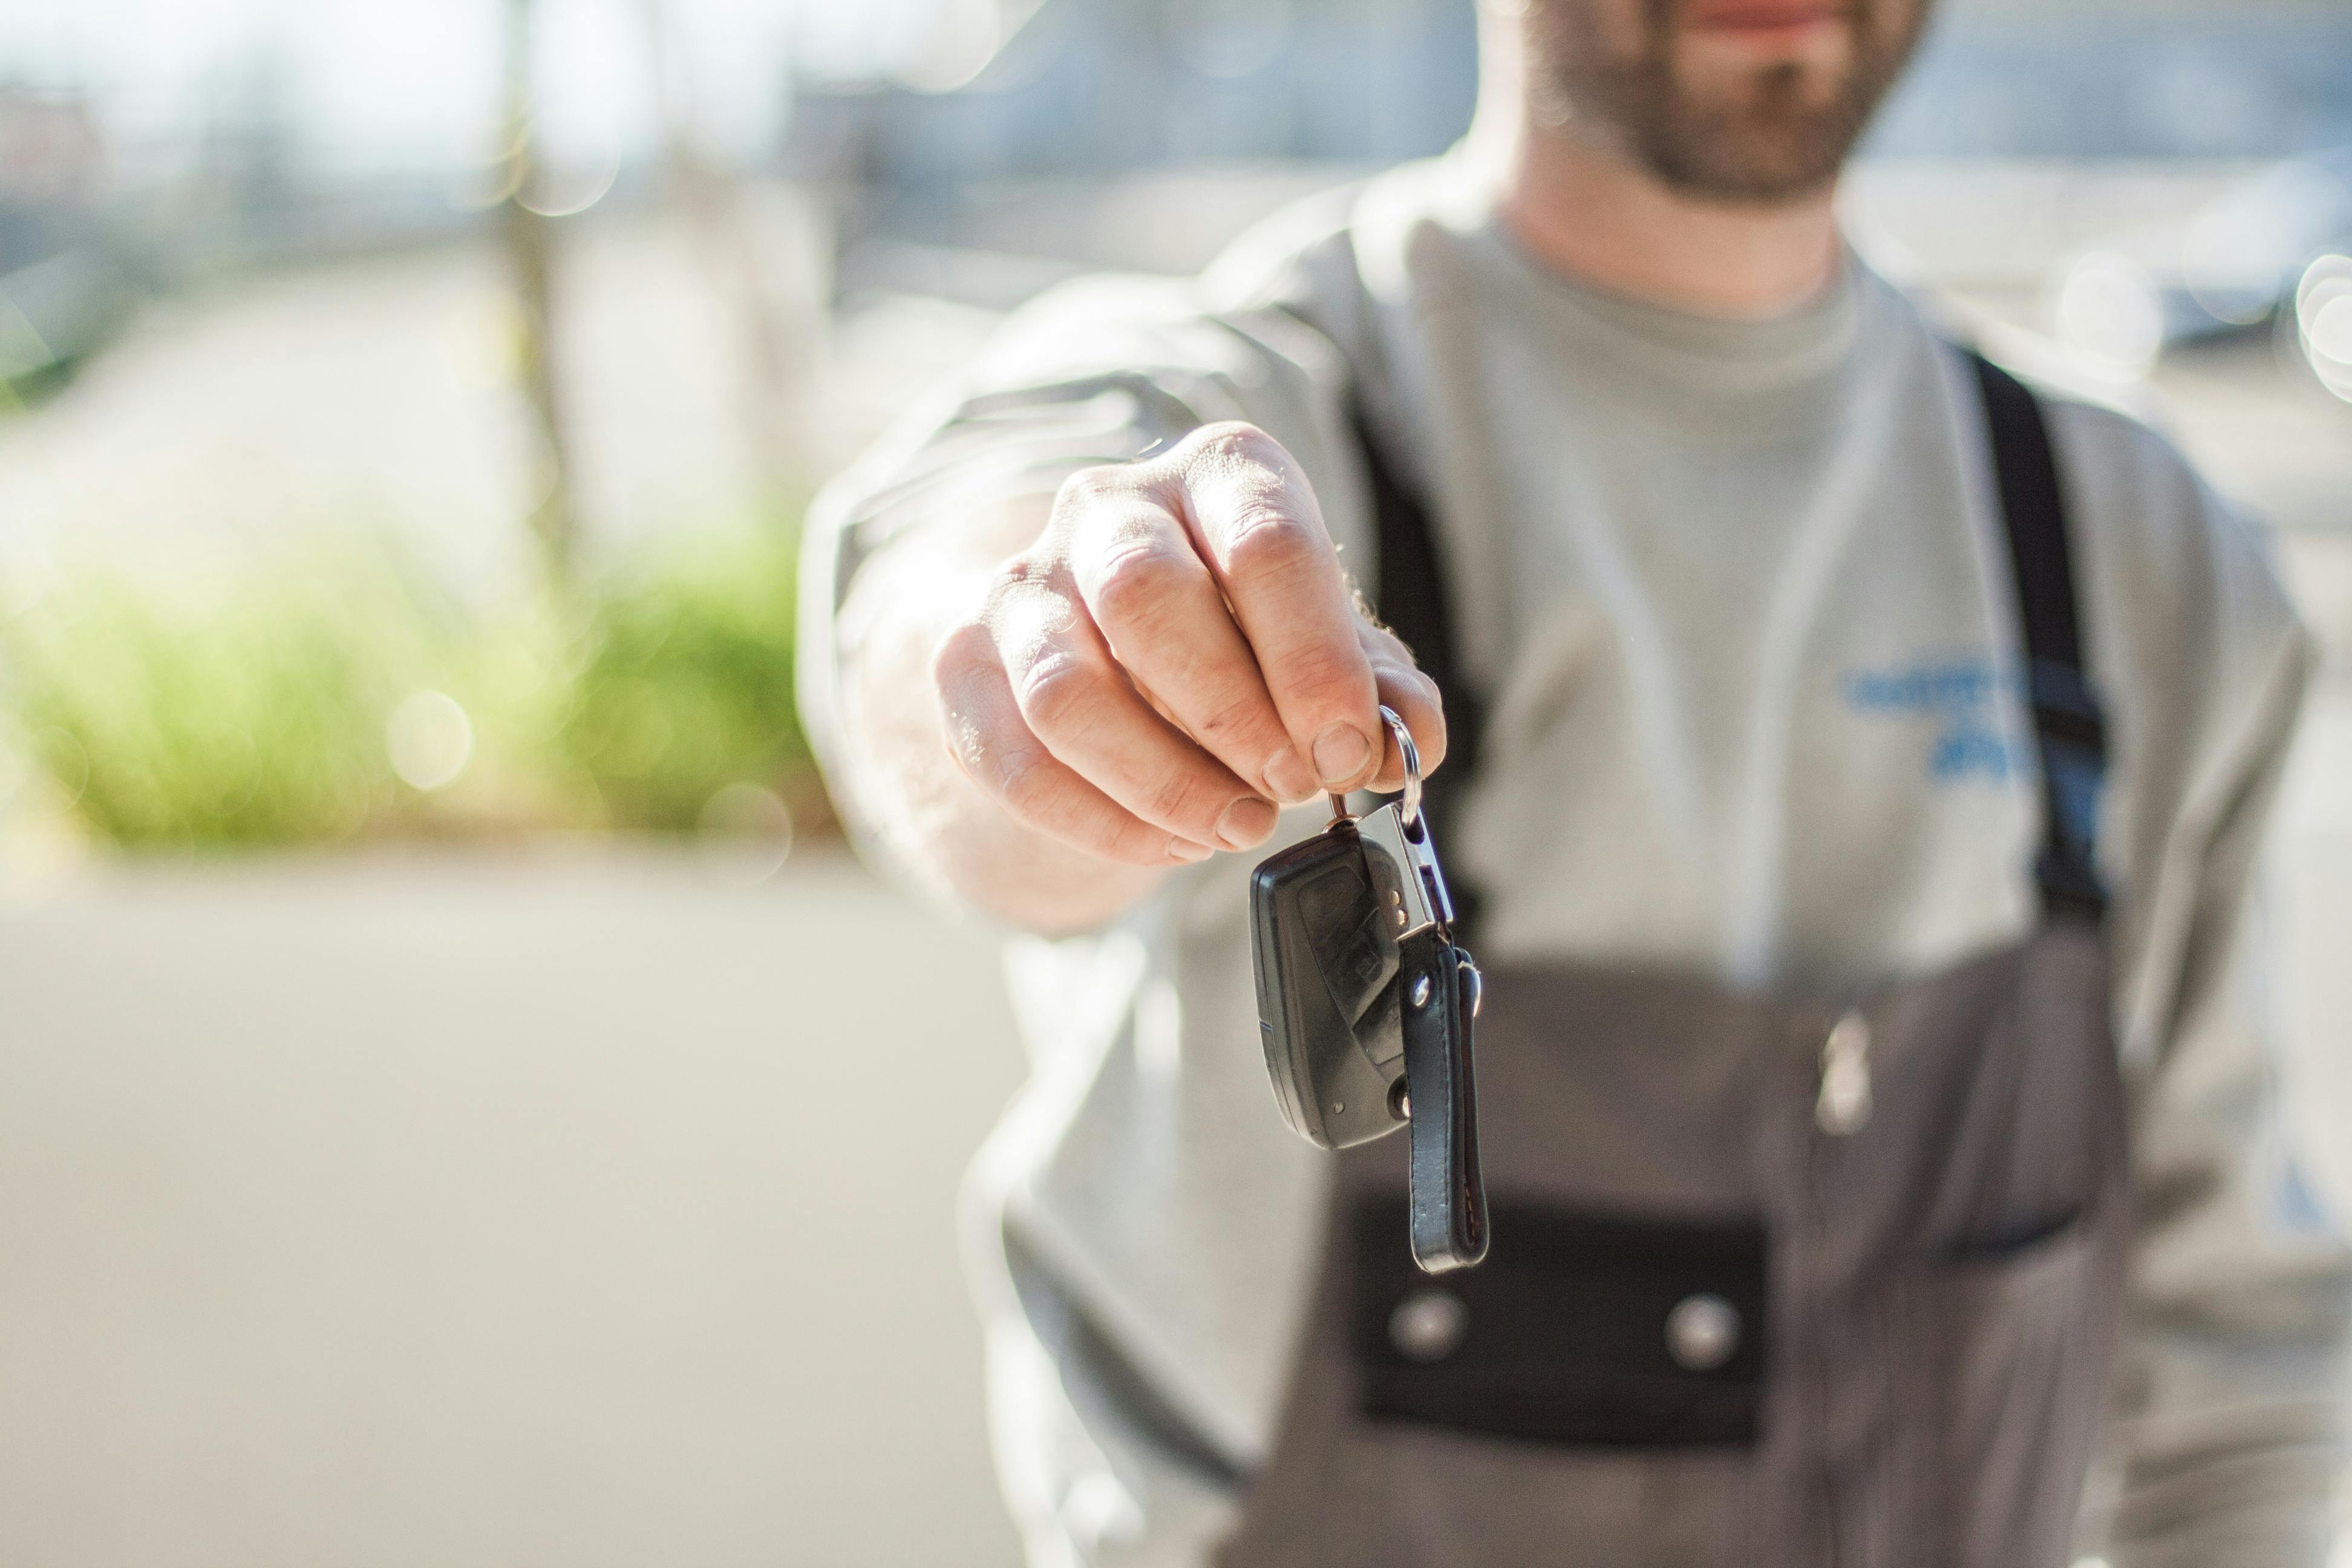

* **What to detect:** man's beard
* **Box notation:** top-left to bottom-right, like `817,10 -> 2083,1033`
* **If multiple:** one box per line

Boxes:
1524,0 -> 1929,202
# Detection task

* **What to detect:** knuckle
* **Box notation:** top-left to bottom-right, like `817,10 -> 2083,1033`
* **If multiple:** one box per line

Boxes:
1195,687 -> 1272,746
1052,463 -> 1123,517
993,747 -> 1063,823
1221,510 -> 1321,585
929,619 -> 993,691
1279,641 -> 1373,709
1183,420 -> 1287,473
1089,536 -> 1195,633
1016,656 -> 1111,742
1143,768 -> 1218,832
1057,464 -> 1110,501
982,552 -> 1056,616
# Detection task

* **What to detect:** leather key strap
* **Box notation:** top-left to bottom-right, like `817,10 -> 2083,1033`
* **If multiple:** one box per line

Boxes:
1399,928 -> 1489,1272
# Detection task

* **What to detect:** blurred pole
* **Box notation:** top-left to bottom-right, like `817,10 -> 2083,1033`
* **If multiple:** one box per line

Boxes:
640,0 -> 823,490
500,0 -> 575,583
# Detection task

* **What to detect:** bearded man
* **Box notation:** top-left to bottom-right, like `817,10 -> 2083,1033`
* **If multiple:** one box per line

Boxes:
799,0 -> 2352,1561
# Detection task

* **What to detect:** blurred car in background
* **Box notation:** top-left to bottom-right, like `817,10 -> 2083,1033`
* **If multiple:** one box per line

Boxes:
2033,146 -> 2352,377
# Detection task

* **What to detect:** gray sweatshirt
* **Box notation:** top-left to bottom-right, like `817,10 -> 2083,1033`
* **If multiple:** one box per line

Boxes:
800,157 -> 2352,1566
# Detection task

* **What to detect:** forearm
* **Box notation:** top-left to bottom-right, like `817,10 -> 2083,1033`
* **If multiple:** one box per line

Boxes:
829,497 -> 1171,936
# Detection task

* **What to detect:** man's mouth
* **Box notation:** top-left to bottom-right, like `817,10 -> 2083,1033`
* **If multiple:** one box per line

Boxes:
1682,0 -> 1847,46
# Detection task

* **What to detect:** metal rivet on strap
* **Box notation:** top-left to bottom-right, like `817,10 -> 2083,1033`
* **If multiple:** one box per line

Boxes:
1665,1293 -> 1741,1371
1388,1288 -> 1467,1362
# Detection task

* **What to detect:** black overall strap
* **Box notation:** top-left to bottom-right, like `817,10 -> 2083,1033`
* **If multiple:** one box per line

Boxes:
1348,398 -> 1489,936
1350,350 -> 2108,930
1969,352 -> 2109,921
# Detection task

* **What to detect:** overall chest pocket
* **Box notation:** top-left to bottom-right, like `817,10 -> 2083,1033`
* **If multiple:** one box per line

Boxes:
1350,1195 -> 1768,1446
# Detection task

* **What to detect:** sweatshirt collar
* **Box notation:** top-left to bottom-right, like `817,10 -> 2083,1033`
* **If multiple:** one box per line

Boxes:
1460,204 -> 1869,429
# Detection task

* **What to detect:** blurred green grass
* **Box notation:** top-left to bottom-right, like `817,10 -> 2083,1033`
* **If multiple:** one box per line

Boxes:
555,528 -> 809,834
0,515 -> 818,851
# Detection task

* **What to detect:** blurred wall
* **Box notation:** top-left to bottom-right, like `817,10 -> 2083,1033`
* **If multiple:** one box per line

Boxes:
0,848 -> 1027,1568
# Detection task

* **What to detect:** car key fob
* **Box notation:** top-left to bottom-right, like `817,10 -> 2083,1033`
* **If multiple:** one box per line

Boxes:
1249,707 -> 1488,1273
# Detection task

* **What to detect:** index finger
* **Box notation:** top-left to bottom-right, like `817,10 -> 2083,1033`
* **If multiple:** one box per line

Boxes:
1152,423 -> 1382,793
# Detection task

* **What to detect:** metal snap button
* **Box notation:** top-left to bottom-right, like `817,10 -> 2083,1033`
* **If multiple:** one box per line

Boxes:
1388,1288 -> 1468,1362
1815,1008 -> 1873,1136
1665,1292 -> 1741,1372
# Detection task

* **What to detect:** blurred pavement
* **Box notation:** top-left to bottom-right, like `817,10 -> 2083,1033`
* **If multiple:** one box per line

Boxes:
0,846 -> 1027,1568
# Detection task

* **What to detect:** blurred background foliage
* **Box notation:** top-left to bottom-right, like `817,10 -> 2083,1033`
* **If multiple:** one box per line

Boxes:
4,545 -> 431,847
552,517 -> 809,834
0,515 -> 808,848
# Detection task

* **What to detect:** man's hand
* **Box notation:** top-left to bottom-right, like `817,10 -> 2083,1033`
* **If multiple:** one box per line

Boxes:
931,422 -> 1448,868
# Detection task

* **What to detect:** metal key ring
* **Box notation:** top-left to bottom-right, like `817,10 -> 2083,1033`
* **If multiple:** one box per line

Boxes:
1380,705 -> 1423,828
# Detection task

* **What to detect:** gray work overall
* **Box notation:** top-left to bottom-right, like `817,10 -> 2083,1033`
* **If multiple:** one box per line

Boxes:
1218,354 -> 2129,1568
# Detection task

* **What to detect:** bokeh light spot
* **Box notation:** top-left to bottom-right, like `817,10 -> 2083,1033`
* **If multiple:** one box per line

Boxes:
2310,297 -> 2352,367
696,782 -> 794,886
518,126 -> 621,218
2296,256 -> 2352,403
386,691 -> 474,792
2050,253 -> 2164,378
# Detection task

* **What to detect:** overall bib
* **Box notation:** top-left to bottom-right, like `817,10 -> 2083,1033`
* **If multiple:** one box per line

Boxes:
1218,356 -> 2130,1568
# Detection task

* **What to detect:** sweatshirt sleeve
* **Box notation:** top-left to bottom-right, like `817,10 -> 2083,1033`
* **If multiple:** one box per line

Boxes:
2074,413 -> 2352,1566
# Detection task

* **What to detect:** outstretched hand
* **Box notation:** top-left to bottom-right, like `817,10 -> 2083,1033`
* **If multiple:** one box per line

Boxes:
931,422 -> 1448,867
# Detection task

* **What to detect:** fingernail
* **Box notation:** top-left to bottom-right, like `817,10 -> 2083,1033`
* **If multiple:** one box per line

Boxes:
1169,837 -> 1215,863
1312,722 -> 1371,788
1215,797 -> 1279,852
1261,747 -> 1316,803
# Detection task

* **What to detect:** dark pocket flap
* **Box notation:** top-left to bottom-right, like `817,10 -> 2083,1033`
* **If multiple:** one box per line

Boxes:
1352,1196 -> 1768,1447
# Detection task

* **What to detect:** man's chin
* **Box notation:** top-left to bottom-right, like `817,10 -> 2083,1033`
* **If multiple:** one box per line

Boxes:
1524,0 -> 1922,203
1644,50 -> 1868,200
1673,24 -> 1857,112
1639,100 -> 1861,201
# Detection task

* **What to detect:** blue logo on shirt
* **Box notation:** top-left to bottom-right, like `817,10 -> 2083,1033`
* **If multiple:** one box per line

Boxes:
1842,653 -> 2027,784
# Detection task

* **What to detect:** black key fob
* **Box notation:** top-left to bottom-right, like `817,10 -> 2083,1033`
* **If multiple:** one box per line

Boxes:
1249,708 -> 1488,1273
1250,818 -> 1404,1150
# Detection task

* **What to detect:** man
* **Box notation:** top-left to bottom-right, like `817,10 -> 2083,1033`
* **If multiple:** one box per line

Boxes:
799,0 -> 2352,1561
